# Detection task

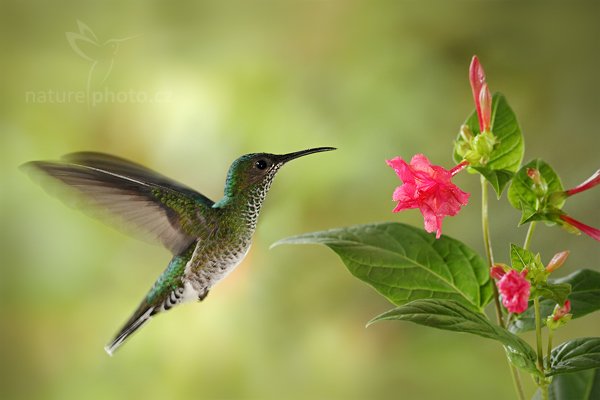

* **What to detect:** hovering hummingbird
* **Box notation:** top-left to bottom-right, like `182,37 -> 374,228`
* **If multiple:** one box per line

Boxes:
22,148 -> 335,355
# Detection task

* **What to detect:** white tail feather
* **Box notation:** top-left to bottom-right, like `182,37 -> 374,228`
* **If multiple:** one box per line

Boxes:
104,308 -> 154,356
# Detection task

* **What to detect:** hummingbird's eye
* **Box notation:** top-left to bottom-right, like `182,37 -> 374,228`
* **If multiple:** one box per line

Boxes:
255,160 -> 268,170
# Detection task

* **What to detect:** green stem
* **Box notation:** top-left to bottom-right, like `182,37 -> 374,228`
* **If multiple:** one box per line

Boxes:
481,177 -> 495,266
541,383 -> 549,400
481,177 -> 503,325
509,364 -> 526,400
523,222 -> 537,250
534,296 -> 549,398
480,177 -> 525,400
547,328 -> 554,372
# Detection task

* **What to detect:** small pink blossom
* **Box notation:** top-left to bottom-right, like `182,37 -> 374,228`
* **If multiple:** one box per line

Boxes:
469,56 -> 492,133
386,154 -> 470,239
552,300 -> 571,321
560,214 -> 600,242
496,270 -> 531,314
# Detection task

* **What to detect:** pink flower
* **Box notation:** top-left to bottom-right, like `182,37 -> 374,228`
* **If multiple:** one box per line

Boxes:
496,270 -> 531,314
469,56 -> 493,133
386,154 -> 470,238
559,214 -> 600,242
552,300 -> 571,321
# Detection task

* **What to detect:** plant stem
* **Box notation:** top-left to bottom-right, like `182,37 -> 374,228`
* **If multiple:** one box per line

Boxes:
481,177 -> 495,266
547,328 -> 554,371
523,221 -> 537,250
481,177 -> 503,325
480,177 -> 525,400
534,296 -> 549,398
534,297 -> 544,369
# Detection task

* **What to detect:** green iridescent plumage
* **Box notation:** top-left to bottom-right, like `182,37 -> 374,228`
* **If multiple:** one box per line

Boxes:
22,147 -> 335,355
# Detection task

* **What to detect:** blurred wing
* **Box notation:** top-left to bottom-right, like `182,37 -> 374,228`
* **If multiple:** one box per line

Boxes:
23,152 -> 216,255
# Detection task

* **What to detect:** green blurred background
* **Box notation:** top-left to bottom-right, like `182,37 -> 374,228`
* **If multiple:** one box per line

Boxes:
1,1 -> 599,399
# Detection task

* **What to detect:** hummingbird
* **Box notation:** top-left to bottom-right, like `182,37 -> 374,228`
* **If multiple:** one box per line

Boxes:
22,147 -> 335,355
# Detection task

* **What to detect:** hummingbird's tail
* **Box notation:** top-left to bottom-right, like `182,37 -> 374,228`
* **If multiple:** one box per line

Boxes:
104,305 -> 155,356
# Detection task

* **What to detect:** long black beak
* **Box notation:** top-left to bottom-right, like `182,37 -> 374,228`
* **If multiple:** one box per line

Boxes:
276,147 -> 336,164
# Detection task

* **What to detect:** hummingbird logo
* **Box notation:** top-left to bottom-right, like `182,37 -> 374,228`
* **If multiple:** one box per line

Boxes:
66,20 -> 138,97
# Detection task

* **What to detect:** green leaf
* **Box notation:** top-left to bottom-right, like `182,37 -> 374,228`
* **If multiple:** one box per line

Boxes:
536,283 -> 571,307
369,299 -> 538,373
454,93 -> 524,196
533,369 -> 600,400
509,269 -> 600,333
547,337 -> 600,376
273,223 -> 494,311
472,167 -> 514,198
507,159 -> 564,224
510,243 -> 542,272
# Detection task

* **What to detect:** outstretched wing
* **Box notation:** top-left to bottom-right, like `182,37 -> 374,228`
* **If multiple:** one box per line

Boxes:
22,152 -> 216,255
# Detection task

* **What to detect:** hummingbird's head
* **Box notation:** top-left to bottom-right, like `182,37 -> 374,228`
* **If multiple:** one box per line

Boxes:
223,147 -> 336,197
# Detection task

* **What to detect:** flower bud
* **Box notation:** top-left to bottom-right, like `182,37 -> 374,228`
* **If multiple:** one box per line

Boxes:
526,168 -> 548,197
546,250 -> 569,273
479,83 -> 492,132
490,264 -> 507,280
546,300 -> 573,330
552,300 -> 571,321
526,168 -> 541,184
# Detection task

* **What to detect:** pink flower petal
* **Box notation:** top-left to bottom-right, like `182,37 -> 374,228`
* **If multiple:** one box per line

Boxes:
496,270 -> 531,314
565,169 -> 600,196
560,214 -> 600,242
387,155 -> 470,239
553,299 -> 571,321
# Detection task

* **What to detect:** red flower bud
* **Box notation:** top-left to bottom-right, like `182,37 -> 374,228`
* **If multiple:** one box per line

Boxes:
490,265 -> 506,280
527,168 -> 542,185
552,300 -> 571,321
469,56 -> 492,133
